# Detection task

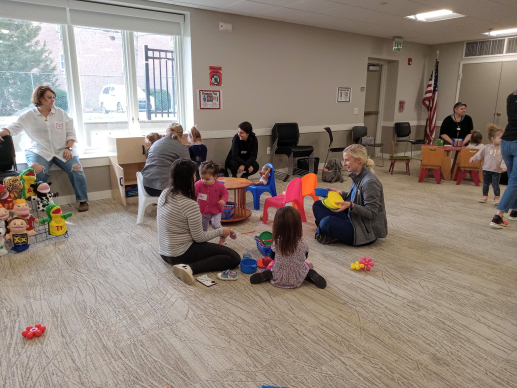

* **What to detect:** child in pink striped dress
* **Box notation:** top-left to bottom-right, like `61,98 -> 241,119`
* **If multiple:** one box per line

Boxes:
250,207 -> 326,289
195,161 -> 229,232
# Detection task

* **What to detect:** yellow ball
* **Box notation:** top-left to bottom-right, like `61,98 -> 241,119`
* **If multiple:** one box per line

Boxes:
350,263 -> 355,270
360,263 -> 365,269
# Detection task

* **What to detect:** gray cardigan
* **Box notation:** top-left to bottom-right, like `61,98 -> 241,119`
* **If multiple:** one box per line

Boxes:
345,166 -> 388,246
141,136 -> 190,190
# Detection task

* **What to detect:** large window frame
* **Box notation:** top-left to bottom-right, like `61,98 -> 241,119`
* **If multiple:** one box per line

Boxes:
1,0 -> 186,155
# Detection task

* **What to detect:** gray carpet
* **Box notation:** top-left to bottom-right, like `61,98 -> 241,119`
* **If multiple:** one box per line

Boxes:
1,161 -> 516,388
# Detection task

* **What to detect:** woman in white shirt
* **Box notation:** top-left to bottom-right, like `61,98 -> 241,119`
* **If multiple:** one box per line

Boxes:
0,86 -> 89,212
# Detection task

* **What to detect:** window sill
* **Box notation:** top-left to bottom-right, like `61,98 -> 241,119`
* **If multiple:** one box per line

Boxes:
16,151 -> 110,170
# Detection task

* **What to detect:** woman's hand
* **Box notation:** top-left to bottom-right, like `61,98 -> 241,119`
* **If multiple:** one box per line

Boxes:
332,201 -> 351,213
63,148 -> 72,161
218,200 -> 226,206
221,227 -> 233,238
238,165 -> 245,173
327,188 -> 343,196
247,166 -> 253,173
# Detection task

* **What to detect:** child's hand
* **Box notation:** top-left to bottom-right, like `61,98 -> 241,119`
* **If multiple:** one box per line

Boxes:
218,200 -> 225,206
469,157 -> 475,163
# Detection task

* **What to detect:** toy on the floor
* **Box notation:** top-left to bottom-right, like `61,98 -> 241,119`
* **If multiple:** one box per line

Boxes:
20,168 -> 37,199
11,199 -> 38,231
22,324 -> 46,339
39,204 -> 72,236
0,181 -> 19,210
5,217 -> 36,253
30,181 -> 59,212
0,222 -> 8,256
351,257 -> 375,271
257,256 -> 273,269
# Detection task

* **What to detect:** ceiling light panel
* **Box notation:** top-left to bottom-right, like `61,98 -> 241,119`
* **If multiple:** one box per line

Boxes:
406,9 -> 465,22
485,28 -> 517,37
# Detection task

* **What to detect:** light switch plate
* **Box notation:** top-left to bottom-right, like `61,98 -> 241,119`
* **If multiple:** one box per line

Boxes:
354,108 -> 359,114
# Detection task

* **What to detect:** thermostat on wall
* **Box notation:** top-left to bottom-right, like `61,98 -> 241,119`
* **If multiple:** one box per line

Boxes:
219,22 -> 232,32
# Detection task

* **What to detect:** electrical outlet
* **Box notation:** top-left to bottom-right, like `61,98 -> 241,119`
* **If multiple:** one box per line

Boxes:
354,108 -> 359,114
267,147 -> 271,154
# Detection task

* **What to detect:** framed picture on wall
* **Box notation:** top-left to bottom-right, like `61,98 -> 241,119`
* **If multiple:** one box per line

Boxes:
199,90 -> 222,109
337,87 -> 352,103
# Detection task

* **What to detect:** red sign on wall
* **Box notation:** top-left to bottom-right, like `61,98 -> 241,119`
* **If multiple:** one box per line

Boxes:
209,66 -> 222,86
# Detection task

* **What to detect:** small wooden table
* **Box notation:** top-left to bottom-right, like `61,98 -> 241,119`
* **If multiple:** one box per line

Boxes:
218,177 -> 252,223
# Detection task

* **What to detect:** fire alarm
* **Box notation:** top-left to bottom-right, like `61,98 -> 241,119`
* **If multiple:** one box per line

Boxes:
408,58 -> 412,65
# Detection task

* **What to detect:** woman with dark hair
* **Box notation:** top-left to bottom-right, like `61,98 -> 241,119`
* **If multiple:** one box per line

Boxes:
225,121 -> 259,178
0,85 -> 89,211
439,102 -> 474,145
157,158 -> 240,285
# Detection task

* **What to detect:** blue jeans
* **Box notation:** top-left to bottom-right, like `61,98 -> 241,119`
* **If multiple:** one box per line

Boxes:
313,200 -> 355,246
25,151 -> 88,202
497,140 -> 517,213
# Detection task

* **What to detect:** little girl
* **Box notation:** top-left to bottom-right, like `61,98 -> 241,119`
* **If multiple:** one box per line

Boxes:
144,132 -> 163,157
467,130 -> 484,150
250,207 -> 326,289
470,124 -> 507,204
188,126 -> 207,167
195,161 -> 229,232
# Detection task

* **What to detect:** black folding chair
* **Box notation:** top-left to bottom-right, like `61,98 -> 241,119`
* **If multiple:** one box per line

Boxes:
351,126 -> 384,167
394,122 -> 425,160
272,123 -> 314,181
0,135 -> 19,182
323,127 -> 346,167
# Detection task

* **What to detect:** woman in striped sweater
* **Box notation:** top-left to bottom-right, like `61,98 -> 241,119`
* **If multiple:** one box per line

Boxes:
157,159 -> 240,285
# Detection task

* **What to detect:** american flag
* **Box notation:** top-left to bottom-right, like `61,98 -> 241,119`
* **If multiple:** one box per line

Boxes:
423,59 -> 439,144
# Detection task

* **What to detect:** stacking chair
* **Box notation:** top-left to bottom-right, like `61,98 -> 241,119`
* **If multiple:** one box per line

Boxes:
351,126 -> 384,167
388,141 -> 410,176
262,177 -> 306,224
323,127 -> 346,166
293,173 -> 318,211
418,147 -> 444,184
455,149 -> 482,186
272,123 -> 314,181
246,163 -> 277,210
136,171 -> 159,224
394,122 -> 425,160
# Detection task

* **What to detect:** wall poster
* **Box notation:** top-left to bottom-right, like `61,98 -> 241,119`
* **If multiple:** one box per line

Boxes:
199,90 -> 221,109
337,87 -> 352,103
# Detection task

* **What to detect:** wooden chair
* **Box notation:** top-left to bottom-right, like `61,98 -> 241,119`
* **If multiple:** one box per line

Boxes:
388,141 -> 410,175
418,147 -> 444,184
455,149 -> 482,186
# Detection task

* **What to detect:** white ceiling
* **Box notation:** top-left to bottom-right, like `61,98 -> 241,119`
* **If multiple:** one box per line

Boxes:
149,0 -> 517,45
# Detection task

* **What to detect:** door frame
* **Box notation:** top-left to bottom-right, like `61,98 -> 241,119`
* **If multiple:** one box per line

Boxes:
366,60 -> 388,158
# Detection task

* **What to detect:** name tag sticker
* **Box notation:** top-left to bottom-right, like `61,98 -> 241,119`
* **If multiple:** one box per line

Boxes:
56,123 -> 63,130
198,193 -> 207,201
241,151 -> 247,154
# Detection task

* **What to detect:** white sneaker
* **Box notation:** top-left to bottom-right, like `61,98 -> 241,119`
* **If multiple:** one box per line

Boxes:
172,264 -> 195,285
494,197 -> 500,205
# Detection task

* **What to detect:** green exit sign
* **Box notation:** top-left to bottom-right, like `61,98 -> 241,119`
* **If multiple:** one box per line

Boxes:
393,41 -> 402,51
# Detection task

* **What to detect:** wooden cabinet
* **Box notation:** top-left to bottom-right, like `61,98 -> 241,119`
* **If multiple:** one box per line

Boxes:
108,136 -> 146,206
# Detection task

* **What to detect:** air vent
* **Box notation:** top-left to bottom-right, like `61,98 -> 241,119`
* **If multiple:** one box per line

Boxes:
507,37 -> 517,54
465,39 -> 505,57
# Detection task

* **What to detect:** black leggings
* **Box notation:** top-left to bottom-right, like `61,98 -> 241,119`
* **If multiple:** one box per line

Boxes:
226,159 -> 260,178
144,186 -> 163,197
161,242 -> 241,274
482,170 -> 501,197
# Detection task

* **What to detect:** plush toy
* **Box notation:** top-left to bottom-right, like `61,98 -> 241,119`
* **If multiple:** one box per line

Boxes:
0,204 -> 9,225
20,168 -> 37,200
39,204 -> 72,236
5,217 -> 36,253
0,222 -> 8,256
30,181 -> 59,212
11,199 -> 38,231
0,182 -> 18,210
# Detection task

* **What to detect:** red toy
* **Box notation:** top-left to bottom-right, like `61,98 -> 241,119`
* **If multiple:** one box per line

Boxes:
351,257 -> 375,271
22,324 -> 46,339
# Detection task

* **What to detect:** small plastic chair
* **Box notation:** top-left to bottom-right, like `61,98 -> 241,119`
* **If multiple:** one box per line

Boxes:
455,149 -> 482,186
418,147 -> 444,184
136,171 -> 159,224
293,173 -> 318,211
262,177 -> 306,224
246,163 -> 277,210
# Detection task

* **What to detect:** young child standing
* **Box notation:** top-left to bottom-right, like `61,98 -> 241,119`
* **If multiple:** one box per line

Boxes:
250,207 -> 326,289
188,126 -> 208,167
470,124 -> 507,204
467,130 -> 484,150
195,161 -> 229,232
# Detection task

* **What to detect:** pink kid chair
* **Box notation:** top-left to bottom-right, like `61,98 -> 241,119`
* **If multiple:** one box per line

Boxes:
293,173 -> 318,211
262,177 -> 306,224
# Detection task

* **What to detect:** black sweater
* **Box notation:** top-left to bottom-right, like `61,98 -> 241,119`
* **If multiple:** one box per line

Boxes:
439,114 -> 474,143
503,92 -> 517,142
226,134 -> 258,168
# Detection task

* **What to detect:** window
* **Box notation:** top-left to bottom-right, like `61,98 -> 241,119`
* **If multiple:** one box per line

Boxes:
0,17 -> 69,152
60,54 -> 64,70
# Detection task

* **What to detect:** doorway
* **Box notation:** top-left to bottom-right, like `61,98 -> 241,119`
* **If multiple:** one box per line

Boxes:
364,63 -> 383,156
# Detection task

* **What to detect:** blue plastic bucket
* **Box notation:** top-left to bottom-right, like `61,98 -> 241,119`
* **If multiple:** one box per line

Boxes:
240,258 -> 257,274
314,188 -> 329,197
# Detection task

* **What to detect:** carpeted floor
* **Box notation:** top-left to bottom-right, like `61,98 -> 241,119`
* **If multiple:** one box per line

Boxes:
1,160 -> 516,388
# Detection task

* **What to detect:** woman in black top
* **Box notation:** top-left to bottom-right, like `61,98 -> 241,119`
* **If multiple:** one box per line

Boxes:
439,102 -> 474,145
225,121 -> 259,178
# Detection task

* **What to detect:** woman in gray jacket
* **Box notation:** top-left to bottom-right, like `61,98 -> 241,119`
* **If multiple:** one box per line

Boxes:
313,144 -> 387,246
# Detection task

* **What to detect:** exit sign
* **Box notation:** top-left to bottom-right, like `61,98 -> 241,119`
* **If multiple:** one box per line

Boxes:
393,41 -> 402,51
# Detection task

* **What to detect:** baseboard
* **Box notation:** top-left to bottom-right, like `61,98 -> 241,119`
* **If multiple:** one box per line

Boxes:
53,190 -> 112,205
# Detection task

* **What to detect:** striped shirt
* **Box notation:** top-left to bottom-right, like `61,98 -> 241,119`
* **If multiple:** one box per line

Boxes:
157,190 -> 223,257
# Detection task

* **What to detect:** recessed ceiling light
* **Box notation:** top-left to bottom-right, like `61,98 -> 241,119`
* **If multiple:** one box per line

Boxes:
1,29 -> 9,34
406,9 -> 465,22
484,28 -> 517,37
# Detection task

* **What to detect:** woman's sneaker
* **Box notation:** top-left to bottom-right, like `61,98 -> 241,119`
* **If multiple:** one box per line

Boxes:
479,196 -> 488,203
316,233 -> 339,244
172,264 -> 195,285
490,215 -> 509,229
509,210 -> 517,220
494,196 -> 500,205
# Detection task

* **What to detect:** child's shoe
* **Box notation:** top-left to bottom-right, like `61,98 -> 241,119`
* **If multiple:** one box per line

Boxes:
494,196 -> 500,205
250,269 -> 273,284
490,215 -> 509,229
217,270 -> 238,281
509,210 -> 517,220
172,264 -> 195,285
479,196 -> 488,203
307,269 -> 327,289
